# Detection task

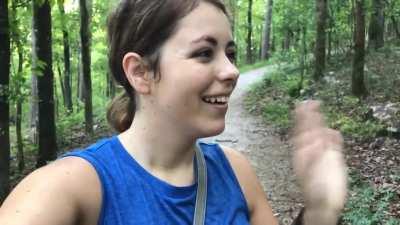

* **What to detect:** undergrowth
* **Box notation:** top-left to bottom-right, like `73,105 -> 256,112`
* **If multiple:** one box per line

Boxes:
239,60 -> 271,73
245,44 -> 400,224
342,170 -> 400,225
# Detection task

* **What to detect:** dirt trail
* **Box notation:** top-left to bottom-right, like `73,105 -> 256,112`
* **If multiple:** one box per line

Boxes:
203,66 -> 303,224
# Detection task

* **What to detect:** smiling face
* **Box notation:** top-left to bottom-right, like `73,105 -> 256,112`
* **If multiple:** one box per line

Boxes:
146,1 -> 239,138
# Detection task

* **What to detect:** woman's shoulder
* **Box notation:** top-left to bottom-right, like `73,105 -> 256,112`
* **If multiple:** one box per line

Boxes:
216,145 -> 255,190
217,145 -> 278,225
198,142 -> 250,171
0,153 -> 102,225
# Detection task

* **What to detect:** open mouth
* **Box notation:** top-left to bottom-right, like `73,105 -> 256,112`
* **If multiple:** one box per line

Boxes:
202,96 -> 229,105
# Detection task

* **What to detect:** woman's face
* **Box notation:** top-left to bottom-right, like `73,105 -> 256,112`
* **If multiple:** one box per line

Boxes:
149,1 -> 239,138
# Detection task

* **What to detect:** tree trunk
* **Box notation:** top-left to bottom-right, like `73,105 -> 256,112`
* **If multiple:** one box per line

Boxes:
54,77 -> 59,119
58,0 -> 73,113
16,100 -> 24,172
390,16 -> 400,40
106,71 -> 115,98
301,26 -> 308,75
29,72 -> 39,144
271,33 -> 276,52
352,0 -> 367,97
313,0 -> 328,81
11,0 -> 25,173
246,0 -> 253,64
80,0 -> 93,134
30,0 -> 39,145
225,0 -> 236,36
261,0 -> 273,60
77,47 -> 84,103
0,0 -> 11,203
32,0 -> 58,168
16,39 -> 25,172
349,0 -> 355,48
297,26 -> 308,97
328,29 -> 332,60
283,28 -> 292,50
327,7 -> 334,60
368,0 -> 384,49
57,61 -> 66,108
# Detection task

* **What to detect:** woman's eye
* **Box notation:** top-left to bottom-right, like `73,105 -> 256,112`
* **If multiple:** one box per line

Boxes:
226,51 -> 237,63
193,49 -> 214,61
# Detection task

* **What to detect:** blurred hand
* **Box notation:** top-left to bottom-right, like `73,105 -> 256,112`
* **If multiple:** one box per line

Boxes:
292,100 -> 347,225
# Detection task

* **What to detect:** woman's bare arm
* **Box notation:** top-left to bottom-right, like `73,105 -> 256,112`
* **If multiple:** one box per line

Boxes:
0,157 -> 101,225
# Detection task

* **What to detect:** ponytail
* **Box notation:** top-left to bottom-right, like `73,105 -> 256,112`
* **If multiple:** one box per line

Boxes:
107,92 -> 135,133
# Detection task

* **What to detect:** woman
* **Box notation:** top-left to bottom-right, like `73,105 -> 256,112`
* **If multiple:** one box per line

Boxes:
0,0 -> 347,224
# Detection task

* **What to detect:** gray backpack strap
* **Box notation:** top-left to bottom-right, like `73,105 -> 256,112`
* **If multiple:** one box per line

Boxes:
193,143 -> 207,225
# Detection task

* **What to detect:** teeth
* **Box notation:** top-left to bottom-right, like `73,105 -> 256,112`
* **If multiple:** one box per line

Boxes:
203,96 -> 229,104
211,98 -> 216,103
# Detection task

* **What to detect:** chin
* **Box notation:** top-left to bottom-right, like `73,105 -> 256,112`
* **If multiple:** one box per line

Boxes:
198,122 -> 226,138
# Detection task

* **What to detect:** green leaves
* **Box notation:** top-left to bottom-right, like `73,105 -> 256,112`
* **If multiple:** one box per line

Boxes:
0,84 -> 10,99
342,170 -> 400,225
32,59 -> 48,76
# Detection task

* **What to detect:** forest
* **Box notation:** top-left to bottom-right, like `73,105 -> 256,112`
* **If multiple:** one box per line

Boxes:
0,0 -> 399,224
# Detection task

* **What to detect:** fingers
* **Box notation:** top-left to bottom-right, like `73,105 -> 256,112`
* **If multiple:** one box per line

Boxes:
294,100 -> 325,135
293,128 -> 343,150
291,100 -> 347,217
292,129 -> 344,179
292,100 -> 344,179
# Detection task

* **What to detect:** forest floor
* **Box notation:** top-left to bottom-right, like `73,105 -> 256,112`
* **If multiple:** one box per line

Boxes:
244,44 -> 400,224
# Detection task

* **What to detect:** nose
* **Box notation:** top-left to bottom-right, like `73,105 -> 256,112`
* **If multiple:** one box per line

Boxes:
216,54 -> 240,84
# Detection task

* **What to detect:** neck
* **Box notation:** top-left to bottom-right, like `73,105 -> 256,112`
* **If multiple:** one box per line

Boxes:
118,111 -> 198,185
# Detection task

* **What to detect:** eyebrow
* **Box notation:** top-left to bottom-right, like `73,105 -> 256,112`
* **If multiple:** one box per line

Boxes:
191,35 -> 236,48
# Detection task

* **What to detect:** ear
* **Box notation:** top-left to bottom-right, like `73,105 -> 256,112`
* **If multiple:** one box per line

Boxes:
122,52 -> 152,94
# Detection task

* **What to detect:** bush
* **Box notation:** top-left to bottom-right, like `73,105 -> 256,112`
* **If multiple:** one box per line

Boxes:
262,102 -> 291,130
329,115 -> 385,139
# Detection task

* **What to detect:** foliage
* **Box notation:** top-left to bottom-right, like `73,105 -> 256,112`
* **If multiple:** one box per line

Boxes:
342,170 -> 400,225
239,60 -> 271,73
248,43 -> 400,140
262,102 -> 291,130
328,114 -> 385,139
4,0 -> 400,218
245,69 -> 296,131
56,109 -> 84,144
245,42 -> 400,222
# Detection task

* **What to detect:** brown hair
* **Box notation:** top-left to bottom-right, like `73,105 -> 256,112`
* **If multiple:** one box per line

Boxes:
106,0 -> 228,133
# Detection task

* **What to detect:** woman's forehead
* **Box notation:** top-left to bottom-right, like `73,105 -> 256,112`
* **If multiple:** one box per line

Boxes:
169,2 -> 232,45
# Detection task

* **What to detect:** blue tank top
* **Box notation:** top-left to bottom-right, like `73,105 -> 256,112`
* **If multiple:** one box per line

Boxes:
62,136 -> 250,225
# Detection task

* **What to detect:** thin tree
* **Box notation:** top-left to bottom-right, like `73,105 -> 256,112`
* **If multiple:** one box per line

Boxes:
313,0 -> 328,81
283,28 -> 292,51
0,0 -> 11,203
261,0 -> 273,60
106,71 -> 116,98
32,0 -> 58,167
390,16 -> 400,39
368,0 -> 384,49
58,0 -> 73,113
352,0 -> 367,97
246,0 -> 253,64
225,0 -> 236,35
79,0 -> 93,134
391,16 -> 400,39
11,0 -> 25,172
